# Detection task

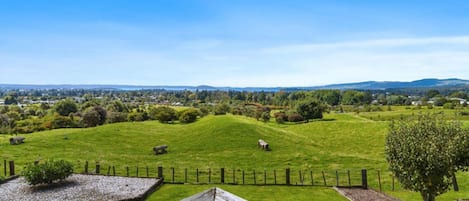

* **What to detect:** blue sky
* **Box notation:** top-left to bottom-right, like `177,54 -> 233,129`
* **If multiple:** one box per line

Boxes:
2,0 -> 469,87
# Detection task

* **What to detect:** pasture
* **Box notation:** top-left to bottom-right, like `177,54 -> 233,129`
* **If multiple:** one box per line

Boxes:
0,108 -> 468,200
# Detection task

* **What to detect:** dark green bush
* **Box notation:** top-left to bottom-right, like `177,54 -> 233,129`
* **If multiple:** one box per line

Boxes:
22,160 -> 73,185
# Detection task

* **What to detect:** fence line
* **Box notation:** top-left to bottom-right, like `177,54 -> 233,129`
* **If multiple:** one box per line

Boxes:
1,160 -> 461,193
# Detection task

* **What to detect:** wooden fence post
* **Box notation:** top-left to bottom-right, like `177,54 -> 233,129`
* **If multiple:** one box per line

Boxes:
335,170 -> 339,186
208,168 -> 211,183
196,168 -> 199,183
347,170 -> 351,187
452,173 -> 459,192
361,169 -> 368,189
378,170 -> 382,192
322,171 -> 327,186
233,169 -> 235,184
221,168 -> 225,184
113,166 -> 116,176
8,161 -> 14,176
95,162 -> 100,175
310,170 -> 314,186
136,166 -> 139,177
253,170 -> 256,185
4,160 -> 6,176
146,166 -> 149,177
157,166 -> 163,178
84,161 -> 88,174
126,166 -> 129,177
274,169 -> 277,184
171,167 -> 175,183
300,170 -> 303,185
107,166 -> 111,176
185,168 -> 188,183
242,170 -> 245,184
392,175 -> 395,191
286,168 -> 291,185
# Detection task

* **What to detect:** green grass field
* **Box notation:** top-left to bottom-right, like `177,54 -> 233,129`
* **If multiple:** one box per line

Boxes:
0,109 -> 468,200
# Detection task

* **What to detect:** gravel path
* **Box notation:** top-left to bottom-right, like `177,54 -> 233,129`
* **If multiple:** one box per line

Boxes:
0,174 -> 161,201
334,187 -> 401,201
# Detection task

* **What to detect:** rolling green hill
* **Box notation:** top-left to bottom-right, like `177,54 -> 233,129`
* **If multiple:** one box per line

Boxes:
0,113 -> 467,200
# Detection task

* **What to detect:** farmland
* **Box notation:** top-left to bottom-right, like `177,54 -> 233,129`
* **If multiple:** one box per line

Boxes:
1,109 -> 468,200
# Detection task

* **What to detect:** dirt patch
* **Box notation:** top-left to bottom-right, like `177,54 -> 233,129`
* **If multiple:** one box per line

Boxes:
334,187 -> 401,201
0,174 -> 162,201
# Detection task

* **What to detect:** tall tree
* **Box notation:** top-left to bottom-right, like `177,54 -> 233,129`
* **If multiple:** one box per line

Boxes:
295,99 -> 325,122
54,99 -> 78,116
385,114 -> 469,201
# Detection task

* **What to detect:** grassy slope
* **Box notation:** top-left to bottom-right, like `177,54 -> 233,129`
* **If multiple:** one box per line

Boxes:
0,112 -> 468,200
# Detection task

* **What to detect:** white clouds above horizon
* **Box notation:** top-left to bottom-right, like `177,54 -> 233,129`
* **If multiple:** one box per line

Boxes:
2,35 -> 469,87
2,1 -> 469,87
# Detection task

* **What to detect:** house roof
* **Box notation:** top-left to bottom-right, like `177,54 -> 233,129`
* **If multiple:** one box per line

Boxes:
181,187 -> 247,201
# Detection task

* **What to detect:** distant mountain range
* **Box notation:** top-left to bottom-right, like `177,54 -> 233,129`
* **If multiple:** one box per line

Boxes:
1,78 -> 469,91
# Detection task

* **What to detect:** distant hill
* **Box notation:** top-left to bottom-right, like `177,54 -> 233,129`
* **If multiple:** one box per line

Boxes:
1,78 -> 468,91
306,78 -> 469,90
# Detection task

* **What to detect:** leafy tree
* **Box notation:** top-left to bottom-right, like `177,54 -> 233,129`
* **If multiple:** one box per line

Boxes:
3,95 -> 18,105
107,112 -> 128,123
92,106 -> 107,125
287,113 -> 304,122
153,106 -> 177,123
179,108 -> 199,123
54,99 -> 78,116
261,111 -> 271,122
295,99 -> 325,122
341,90 -> 372,105
82,109 -> 101,127
214,103 -> 231,115
426,89 -> 440,98
385,114 -> 469,201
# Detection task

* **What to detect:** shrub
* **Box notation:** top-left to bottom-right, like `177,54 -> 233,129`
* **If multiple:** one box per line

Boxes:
179,108 -> 200,123
275,116 -> 285,124
214,103 -> 231,115
107,112 -> 128,123
287,113 -> 304,122
274,112 -> 288,122
443,102 -> 455,109
22,160 -> 73,185
261,111 -> 271,122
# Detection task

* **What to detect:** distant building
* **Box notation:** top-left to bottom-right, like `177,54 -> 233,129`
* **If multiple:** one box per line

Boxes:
0,99 -> 4,105
449,97 -> 467,105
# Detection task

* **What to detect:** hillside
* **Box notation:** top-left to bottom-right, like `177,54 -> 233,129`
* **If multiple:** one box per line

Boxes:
0,114 -> 387,170
1,113 -> 467,201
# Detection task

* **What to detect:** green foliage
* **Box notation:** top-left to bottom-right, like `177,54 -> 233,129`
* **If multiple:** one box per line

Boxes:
22,160 -> 73,185
341,90 -> 372,105
385,114 -> 469,201
127,111 -> 149,122
107,112 -> 128,123
54,99 -> 78,116
295,99 -> 325,121
261,111 -> 271,122
287,113 -> 304,122
443,102 -> 455,109
4,95 -> 18,105
179,108 -> 200,123
151,106 -> 177,123
426,89 -> 440,98
214,103 -> 231,115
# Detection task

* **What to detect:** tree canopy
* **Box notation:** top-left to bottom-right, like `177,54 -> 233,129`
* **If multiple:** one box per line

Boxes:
385,114 -> 469,201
